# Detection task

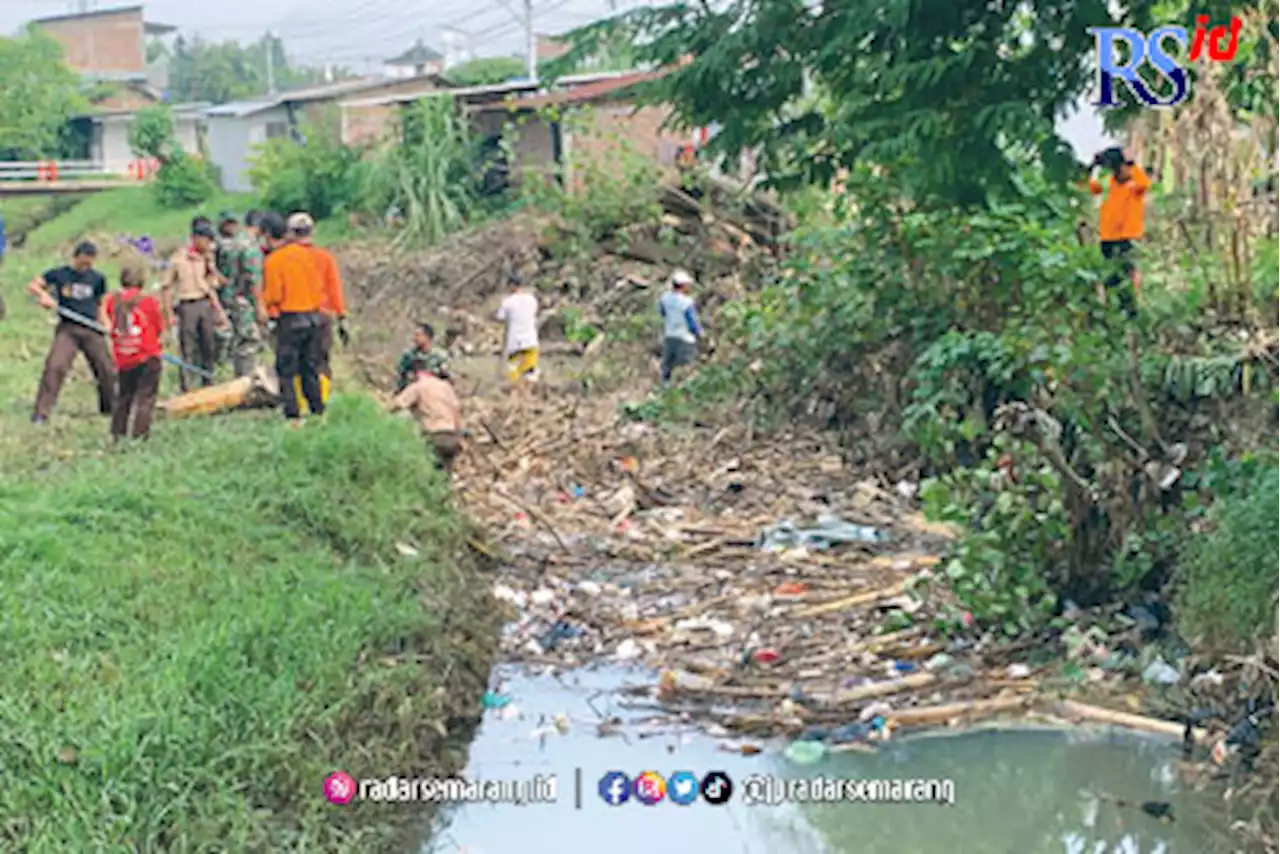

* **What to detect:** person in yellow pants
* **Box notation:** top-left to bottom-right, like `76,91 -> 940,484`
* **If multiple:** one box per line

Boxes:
496,274 -> 540,387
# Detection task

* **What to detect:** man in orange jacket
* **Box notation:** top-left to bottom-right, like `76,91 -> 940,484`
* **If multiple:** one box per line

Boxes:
1088,147 -> 1151,318
260,212 -> 325,422
286,212 -> 347,395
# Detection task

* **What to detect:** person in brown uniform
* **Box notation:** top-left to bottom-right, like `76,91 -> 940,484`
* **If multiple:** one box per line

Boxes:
162,221 -> 227,391
26,240 -> 115,424
390,353 -> 464,474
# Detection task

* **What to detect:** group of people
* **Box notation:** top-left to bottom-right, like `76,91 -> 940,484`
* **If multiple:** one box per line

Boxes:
25,208 -> 347,437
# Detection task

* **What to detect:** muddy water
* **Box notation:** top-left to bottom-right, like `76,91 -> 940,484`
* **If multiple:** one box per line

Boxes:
423,666 -> 1218,854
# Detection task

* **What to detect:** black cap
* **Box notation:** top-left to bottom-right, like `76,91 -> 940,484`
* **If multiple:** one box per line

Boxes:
192,222 -> 217,239
416,322 -> 436,338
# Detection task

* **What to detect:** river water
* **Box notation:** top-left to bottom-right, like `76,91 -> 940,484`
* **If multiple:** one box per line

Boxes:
423,665 -> 1219,854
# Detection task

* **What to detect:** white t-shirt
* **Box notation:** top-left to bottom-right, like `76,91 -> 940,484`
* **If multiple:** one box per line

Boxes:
496,290 -> 539,356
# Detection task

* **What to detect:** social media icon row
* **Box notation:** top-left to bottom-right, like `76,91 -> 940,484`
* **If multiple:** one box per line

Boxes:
597,771 -> 733,806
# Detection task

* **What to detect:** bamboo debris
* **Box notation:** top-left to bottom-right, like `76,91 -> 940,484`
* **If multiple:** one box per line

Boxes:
1052,700 -> 1213,745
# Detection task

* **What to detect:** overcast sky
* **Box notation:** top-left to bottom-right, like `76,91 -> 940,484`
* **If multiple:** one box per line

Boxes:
2,0 -> 1114,158
1,0 -> 631,70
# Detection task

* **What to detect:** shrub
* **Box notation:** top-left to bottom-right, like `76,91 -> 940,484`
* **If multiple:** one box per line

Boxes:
1175,460 -> 1280,650
153,150 -> 216,208
248,112 -> 364,219
127,104 -> 174,160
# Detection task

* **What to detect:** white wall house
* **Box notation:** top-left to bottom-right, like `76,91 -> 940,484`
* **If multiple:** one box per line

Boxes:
83,103 -> 208,174
204,100 -> 294,193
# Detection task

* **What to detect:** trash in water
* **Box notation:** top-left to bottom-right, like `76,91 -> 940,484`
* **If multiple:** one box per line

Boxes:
1142,657 -> 1180,686
658,669 -> 713,696
615,639 -> 643,660
538,620 -> 585,651
784,739 -> 828,765
859,701 -> 893,722
499,704 -> 520,720
674,616 -> 735,639
923,653 -> 954,672
1006,663 -> 1032,679
751,648 -> 782,665
569,484 -> 587,499
553,713 -> 570,735
1189,669 -> 1224,690
492,584 -> 526,608
774,581 -> 809,597
482,691 -> 512,709
530,588 -> 557,607
892,660 -> 917,674
577,581 -> 603,597
760,514 -> 888,551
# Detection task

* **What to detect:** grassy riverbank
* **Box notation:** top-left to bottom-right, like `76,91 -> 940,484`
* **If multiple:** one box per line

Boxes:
0,190 -> 500,851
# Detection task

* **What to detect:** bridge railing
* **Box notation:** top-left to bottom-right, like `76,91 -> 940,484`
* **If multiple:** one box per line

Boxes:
0,159 -> 161,182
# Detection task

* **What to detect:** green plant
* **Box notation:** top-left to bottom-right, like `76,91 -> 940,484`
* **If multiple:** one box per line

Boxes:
249,112 -> 364,219
128,104 -> 175,160
562,307 -> 599,344
0,29 -> 86,159
1175,460 -> 1280,650
153,150 -> 216,208
362,97 -> 477,248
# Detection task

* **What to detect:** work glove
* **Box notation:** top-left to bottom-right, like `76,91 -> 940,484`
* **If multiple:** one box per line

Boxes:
337,319 -> 350,347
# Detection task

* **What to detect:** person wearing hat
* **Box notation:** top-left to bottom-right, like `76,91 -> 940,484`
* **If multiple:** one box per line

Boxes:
658,269 -> 703,384
260,213 -> 326,422
1087,147 -> 1151,318
161,221 -> 227,391
287,211 -> 347,404
213,210 -> 265,377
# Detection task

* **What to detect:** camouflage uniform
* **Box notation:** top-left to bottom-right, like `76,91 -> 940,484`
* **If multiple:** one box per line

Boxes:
396,345 -> 452,392
214,231 -> 265,377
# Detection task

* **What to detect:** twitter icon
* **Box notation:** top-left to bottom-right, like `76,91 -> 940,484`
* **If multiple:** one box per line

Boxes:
667,771 -> 700,806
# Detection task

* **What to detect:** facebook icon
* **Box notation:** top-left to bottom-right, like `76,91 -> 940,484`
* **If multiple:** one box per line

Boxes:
597,771 -> 632,806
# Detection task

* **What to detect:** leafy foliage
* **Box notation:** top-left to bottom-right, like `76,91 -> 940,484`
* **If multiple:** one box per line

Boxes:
154,34 -> 347,105
362,97 -> 478,248
248,113 -> 364,220
561,0 -> 1170,206
0,29 -> 87,159
127,104 -> 176,160
446,56 -> 527,86
154,151 -> 217,209
1175,458 -> 1280,649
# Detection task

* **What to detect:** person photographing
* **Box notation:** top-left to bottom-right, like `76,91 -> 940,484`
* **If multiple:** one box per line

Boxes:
1087,147 -> 1151,319
260,212 -> 326,423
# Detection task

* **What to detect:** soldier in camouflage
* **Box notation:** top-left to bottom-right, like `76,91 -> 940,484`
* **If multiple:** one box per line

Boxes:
395,322 -> 453,392
214,211 -> 265,377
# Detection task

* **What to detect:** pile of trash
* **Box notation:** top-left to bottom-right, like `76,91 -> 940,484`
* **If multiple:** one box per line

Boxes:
453,391 -> 1066,745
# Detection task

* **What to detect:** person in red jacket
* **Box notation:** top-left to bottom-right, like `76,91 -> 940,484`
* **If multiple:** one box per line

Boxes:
104,264 -> 168,439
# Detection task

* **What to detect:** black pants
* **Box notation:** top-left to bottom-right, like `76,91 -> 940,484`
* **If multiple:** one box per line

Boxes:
112,358 -> 162,438
1100,239 -> 1138,319
275,312 -> 325,419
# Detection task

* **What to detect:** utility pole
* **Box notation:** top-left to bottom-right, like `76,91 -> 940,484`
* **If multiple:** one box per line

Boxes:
265,31 -> 276,95
523,0 -> 537,83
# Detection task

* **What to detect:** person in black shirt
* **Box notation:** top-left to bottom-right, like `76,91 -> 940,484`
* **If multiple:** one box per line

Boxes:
26,240 -> 116,424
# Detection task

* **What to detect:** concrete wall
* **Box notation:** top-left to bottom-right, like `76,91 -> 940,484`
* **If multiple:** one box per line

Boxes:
36,8 -> 145,76
206,106 -> 288,192
89,113 -> 204,174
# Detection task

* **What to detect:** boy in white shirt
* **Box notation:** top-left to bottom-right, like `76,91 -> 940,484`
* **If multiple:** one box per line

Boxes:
495,274 -> 539,386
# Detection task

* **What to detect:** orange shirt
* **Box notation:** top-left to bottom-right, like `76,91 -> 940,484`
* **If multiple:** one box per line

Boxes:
262,242 -> 324,316
1088,164 -> 1151,242
304,243 -> 347,316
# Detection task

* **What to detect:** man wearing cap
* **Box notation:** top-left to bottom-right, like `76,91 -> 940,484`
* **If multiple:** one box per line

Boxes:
162,221 -> 227,391
261,213 -> 326,422
214,211 -> 265,377
395,322 -> 453,393
287,211 -> 347,403
26,240 -> 116,423
658,269 -> 703,384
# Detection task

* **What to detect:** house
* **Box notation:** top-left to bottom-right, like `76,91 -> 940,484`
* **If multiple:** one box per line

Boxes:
204,75 -> 450,191
384,40 -> 445,79
338,69 -> 693,183
31,5 -> 173,90
69,102 -> 210,175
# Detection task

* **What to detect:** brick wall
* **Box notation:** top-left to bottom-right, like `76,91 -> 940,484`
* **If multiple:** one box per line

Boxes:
36,8 -> 145,76
343,104 -> 396,145
567,102 -> 686,184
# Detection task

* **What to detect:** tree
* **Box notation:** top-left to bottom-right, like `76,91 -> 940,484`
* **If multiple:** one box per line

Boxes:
128,104 -> 175,160
446,56 -> 526,86
162,34 -> 350,104
562,0 -> 1184,206
0,29 -> 87,159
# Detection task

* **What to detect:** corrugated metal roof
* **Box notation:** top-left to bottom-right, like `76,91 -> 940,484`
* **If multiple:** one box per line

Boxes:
474,69 -> 668,112
338,68 -> 653,110
205,99 -> 280,118
204,77 -> 386,119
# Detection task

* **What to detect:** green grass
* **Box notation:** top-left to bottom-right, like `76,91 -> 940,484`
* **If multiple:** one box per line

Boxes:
0,195 -> 499,852
19,187 -> 254,257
